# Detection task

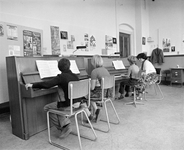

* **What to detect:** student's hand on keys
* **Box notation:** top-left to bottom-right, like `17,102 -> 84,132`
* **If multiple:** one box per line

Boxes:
25,83 -> 33,90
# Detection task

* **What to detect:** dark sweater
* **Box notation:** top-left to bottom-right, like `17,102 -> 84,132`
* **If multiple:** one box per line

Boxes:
32,70 -> 79,107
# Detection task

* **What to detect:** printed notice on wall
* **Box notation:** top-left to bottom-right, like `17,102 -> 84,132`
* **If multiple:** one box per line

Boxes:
7,25 -> 18,40
8,45 -> 21,56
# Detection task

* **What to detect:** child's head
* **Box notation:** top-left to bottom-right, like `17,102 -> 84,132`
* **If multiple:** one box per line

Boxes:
91,55 -> 103,68
58,58 -> 70,72
127,55 -> 137,65
136,53 -> 147,61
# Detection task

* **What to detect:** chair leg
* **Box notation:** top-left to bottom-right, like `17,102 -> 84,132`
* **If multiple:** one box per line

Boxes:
126,88 -> 144,107
83,99 -> 120,133
82,101 -> 111,133
74,113 -> 82,150
100,99 -> 120,125
144,83 -> 164,101
47,110 -> 97,150
71,110 -> 97,141
47,111 -> 70,150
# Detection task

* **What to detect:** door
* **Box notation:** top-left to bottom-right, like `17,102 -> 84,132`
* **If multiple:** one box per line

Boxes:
119,32 -> 131,58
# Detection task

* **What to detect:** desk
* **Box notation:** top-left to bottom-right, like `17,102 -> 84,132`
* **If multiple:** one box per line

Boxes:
170,68 -> 184,87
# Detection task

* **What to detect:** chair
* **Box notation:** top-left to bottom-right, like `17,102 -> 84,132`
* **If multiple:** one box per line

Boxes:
85,75 -> 120,133
46,78 -> 97,150
142,68 -> 164,101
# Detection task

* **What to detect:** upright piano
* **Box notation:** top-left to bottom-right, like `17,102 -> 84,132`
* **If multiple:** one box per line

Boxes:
87,57 -> 129,83
6,56 -> 88,140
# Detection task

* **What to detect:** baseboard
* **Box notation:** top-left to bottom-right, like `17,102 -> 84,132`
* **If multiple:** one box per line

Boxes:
0,102 -> 10,114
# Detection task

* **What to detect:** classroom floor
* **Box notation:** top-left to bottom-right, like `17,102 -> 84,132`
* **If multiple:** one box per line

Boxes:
1,84 -> 184,150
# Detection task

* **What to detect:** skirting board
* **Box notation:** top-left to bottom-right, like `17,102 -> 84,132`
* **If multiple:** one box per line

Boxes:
0,102 -> 10,114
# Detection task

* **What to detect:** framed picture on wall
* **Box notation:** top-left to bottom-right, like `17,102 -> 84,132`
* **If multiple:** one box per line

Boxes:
113,37 -> 117,44
60,31 -> 68,39
171,46 -> 175,52
0,24 -> 4,36
142,37 -> 146,45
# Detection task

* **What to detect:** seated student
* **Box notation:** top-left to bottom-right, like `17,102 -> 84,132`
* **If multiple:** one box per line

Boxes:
137,53 -> 156,75
118,55 -> 140,99
90,55 -> 111,122
25,58 -> 94,138
136,53 -> 158,84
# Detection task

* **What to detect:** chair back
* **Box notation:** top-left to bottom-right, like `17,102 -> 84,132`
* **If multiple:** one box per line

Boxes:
101,75 -> 115,100
68,78 -> 91,114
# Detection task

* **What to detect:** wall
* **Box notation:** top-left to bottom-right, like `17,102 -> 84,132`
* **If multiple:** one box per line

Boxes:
116,0 -> 136,54
0,0 -> 118,56
148,0 -> 184,56
0,0 -> 139,104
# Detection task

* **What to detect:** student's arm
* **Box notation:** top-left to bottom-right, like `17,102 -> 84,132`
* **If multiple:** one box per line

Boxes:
90,69 -> 97,90
91,79 -> 96,90
25,75 -> 60,90
127,66 -> 131,78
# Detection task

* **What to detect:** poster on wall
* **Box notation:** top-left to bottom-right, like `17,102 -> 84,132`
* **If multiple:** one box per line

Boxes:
50,26 -> 60,55
105,35 -> 113,50
71,35 -> 75,42
67,41 -> 74,49
84,33 -> 89,51
23,30 -> 41,57
142,37 -> 146,45
32,32 -> 41,56
0,24 -> 4,36
7,25 -> 18,40
162,38 -> 171,52
90,35 -> 96,50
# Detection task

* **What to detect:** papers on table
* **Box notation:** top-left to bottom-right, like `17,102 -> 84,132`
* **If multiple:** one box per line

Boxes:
112,60 -> 125,70
36,59 -> 80,79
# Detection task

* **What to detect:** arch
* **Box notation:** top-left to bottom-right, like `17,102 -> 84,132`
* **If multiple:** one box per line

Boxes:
118,23 -> 135,55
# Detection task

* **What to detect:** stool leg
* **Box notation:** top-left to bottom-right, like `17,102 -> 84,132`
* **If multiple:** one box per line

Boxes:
126,87 -> 144,107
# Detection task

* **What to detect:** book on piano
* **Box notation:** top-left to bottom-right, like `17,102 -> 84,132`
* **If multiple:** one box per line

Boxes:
36,60 -> 80,79
112,60 -> 125,70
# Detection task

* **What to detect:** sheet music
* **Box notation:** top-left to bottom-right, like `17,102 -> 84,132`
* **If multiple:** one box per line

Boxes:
69,60 -> 80,74
112,60 -> 125,70
36,60 -> 60,79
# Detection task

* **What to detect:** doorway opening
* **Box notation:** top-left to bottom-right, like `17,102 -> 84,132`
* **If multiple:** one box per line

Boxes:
119,32 -> 131,58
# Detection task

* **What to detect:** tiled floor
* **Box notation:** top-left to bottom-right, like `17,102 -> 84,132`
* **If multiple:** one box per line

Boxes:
1,84 -> 184,150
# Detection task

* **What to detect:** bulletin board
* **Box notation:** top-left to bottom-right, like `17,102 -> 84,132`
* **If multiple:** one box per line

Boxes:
0,21 -> 43,104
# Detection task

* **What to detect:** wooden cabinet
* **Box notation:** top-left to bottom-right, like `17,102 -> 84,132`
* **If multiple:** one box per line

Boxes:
170,68 -> 184,86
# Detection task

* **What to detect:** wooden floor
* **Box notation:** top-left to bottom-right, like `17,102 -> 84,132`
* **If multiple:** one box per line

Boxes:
1,84 -> 184,150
